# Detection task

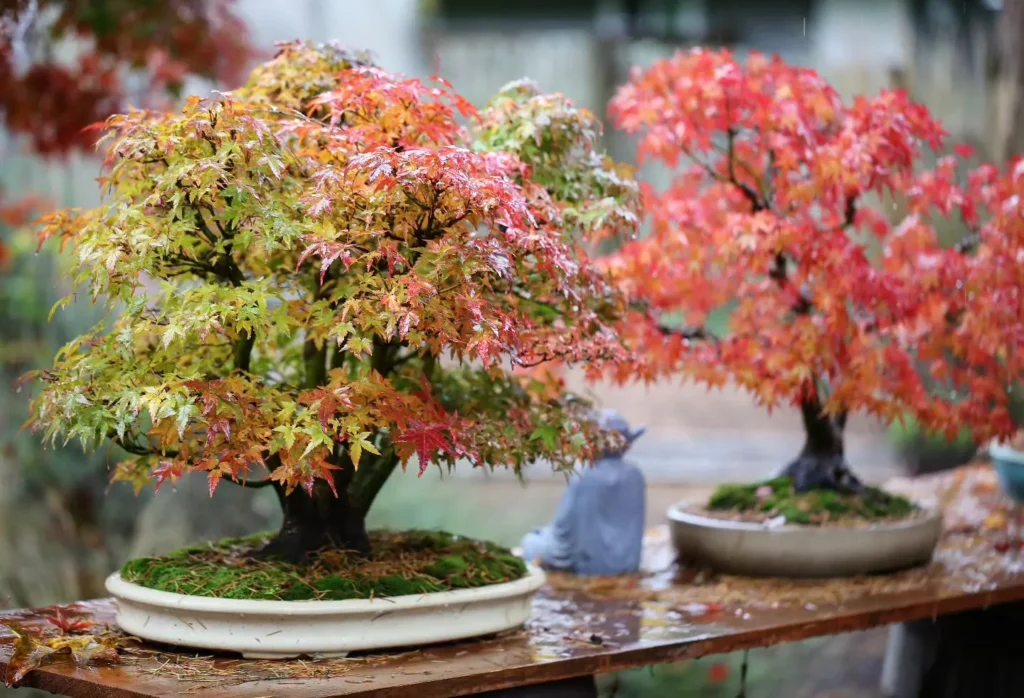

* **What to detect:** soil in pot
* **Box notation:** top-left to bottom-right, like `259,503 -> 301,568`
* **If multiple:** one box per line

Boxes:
695,476 -> 923,526
120,529 -> 528,601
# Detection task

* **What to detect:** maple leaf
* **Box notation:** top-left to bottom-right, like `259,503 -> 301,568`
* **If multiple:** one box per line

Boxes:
68,640 -> 120,669
298,386 -> 354,431
43,608 -> 95,635
297,239 -> 358,284
4,624 -> 57,687
393,420 -> 457,476
348,431 -> 381,470
3,622 -> 123,687
152,460 -> 185,492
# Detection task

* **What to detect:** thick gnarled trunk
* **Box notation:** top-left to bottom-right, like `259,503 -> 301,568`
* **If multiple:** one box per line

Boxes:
258,479 -> 370,563
779,396 -> 865,494
256,451 -> 398,564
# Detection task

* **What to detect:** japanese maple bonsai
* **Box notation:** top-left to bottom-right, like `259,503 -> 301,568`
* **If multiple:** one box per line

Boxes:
25,40 -> 641,600
602,48 -> 1024,529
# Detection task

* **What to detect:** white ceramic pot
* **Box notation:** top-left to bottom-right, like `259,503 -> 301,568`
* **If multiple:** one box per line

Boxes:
667,502 -> 943,578
105,565 -> 546,658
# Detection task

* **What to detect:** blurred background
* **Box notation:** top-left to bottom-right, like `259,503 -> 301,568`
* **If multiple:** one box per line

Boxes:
0,0 -> 1015,696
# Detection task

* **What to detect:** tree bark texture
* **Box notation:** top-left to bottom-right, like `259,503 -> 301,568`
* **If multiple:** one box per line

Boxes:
780,396 -> 865,493
257,451 -> 399,563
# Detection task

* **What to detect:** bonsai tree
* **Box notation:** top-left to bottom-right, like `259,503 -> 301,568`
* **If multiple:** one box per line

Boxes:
601,48 -> 1024,497
25,41 -> 642,563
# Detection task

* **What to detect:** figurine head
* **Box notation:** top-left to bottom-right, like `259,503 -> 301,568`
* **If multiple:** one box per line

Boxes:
596,408 -> 646,457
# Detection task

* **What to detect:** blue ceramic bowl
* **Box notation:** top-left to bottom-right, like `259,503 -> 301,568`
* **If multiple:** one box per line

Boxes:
990,442 -> 1024,503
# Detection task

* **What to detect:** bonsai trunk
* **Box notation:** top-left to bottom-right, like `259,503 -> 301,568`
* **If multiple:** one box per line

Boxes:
257,449 -> 399,564
780,396 -> 865,494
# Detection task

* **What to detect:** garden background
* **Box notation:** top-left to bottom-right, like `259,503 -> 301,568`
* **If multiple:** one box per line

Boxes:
0,0 -> 1006,695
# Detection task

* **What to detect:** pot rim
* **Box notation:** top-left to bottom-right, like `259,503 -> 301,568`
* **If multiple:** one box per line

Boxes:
105,563 -> 546,615
667,499 -> 942,533
989,440 -> 1024,464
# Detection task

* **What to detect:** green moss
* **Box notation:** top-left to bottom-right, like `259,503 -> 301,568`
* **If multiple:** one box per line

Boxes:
120,529 -> 528,601
708,483 -> 758,510
706,476 -> 918,525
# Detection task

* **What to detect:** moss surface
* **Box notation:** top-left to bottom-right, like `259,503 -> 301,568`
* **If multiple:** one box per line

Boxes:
706,476 -> 917,525
121,529 -> 528,601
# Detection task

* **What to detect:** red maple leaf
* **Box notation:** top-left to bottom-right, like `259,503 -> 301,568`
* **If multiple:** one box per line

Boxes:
42,608 -> 94,635
298,386 -> 354,431
393,420 -> 457,475
152,460 -> 185,492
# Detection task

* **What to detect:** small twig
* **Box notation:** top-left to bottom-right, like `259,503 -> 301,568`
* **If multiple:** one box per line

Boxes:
225,476 -> 275,489
954,231 -> 982,254
656,323 -> 719,343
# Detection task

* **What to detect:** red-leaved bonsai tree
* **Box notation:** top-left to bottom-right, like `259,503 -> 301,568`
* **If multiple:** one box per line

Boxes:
602,48 -> 1024,494
25,41 -> 641,562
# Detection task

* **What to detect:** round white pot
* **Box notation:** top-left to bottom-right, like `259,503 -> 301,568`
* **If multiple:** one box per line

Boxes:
667,502 -> 943,578
105,566 -> 546,659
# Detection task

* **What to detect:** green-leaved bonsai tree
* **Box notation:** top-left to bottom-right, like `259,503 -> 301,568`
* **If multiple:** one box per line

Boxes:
26,41 -> 641,564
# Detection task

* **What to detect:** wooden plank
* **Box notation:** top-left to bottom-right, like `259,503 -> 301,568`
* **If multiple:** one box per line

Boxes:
2,465 -> 1020,697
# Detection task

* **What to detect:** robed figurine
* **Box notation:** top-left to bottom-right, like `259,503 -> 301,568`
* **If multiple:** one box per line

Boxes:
520,408 -> 647,576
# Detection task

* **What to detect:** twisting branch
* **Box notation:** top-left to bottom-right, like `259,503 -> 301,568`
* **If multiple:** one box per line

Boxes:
225,475 -> 275,489
110,432 -> 179,458
234,333 -> 255,373
656,323 -> 720,343
725,126 -> 765,212
954,231 -> 982,254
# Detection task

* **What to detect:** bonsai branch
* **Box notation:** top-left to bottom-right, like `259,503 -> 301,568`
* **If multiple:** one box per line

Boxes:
234,332 -> 255,373
111,432 -> 275,490
303,339 -> 328,388
954,231 -> 981,254
110,432 -> 178,459
349,445 -> 400,515
656,323 -> 719,343
724,126 -> 765,212
370,336 -> 403,377
225,475 -> 275,489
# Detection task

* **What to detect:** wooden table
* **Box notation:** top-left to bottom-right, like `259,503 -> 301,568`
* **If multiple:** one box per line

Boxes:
4,465 -> 1024,698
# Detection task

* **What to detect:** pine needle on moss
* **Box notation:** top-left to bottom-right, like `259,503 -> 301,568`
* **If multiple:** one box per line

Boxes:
120,529 -> 528,601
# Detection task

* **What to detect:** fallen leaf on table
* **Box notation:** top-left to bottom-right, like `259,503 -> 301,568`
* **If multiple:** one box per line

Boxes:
3,623 -> 123,687
984,511 -> 1010,530
5,624 -> 58,686
66,638 -> 121,668
43,608 -> 95,635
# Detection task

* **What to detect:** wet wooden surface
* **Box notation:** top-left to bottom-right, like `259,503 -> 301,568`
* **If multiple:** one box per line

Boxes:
3,464 -> 1024,698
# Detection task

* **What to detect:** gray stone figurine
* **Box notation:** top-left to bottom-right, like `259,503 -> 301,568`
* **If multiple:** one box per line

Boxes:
520,408 -> 647,576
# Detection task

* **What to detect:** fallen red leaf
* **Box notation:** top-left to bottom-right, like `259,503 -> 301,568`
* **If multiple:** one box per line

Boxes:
4,624 -> 56,687
43,608 -> 94,635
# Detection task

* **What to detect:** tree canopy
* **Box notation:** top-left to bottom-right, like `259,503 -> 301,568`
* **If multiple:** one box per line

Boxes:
26,41 -> 643,502
602,47 -> 1024,444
